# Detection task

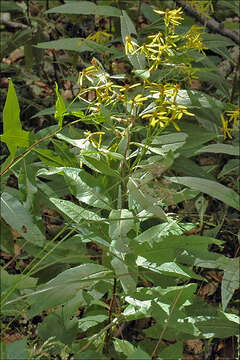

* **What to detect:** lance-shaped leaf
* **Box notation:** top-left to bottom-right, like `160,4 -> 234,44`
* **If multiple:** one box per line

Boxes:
0,192 -> 45,246
121,11 -> 145,70
26,263 -> 113,316
168,177 -> 239,210
55,83 -> 66,128
109,210 -> 137,294
128,177 -> 167,220
50,198 -> 104,223
1,79 -> 29,157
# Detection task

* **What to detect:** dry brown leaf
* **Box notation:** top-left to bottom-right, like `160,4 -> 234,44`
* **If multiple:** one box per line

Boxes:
185,339 -> 204,354
198,281 -> 218,297
2,333 -> 25,344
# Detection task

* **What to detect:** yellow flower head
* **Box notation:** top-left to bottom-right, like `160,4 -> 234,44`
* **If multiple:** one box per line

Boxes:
154,7 -> 184,27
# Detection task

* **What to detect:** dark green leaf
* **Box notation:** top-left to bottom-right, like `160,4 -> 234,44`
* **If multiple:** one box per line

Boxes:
168,177 -> 239,210
46,2 -> 121,17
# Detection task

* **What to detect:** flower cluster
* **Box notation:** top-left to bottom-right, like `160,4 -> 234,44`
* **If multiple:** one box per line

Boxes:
220,107 -> 240,139
125,7 -> 206,77
77,6 -> 201,131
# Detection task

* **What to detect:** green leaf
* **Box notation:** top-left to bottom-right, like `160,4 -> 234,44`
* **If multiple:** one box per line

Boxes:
83,155 -> 120,178
114,339 -> 135,357
36,38 -> 121,56
0,342 -> 7,360
168,177 -> 239,210
6,339 -> 28,360
109,209 -> 134,254
173,157 -> 215,180
33,148 -> 67,167
218,0 -> 240,15
38,167 -> 112,209
0,219 -> 14,254
135,222 -> 189,245
28,264 -> 112,316
134,69 -> 150,79
46,1 -> 121,17
18,159 -> 38,212
158,341 -> 183,359
196,144 -> 239,156
221,258 -> 239,311
74,350 -> 107,360
202,33 -> 235,48
109,210 -> 137,293
137,258 -> 204,281
1,1 -> 24,12
50,198 -> 105,223
218,159 -> 239,178
55,83 -> 66,128
0,192 -> 45,246
134,235 -> 217,265
126,347 -> 151,359
1,79 -> 29,157
194,312 -> 239,338
1,268 -> 37,295
78,314 -> 108,332
38,309 -> 78,345
121,11 -> 145,70
171,121 -> 217,158
111,257 -> 136,294
128,177 -> 167,220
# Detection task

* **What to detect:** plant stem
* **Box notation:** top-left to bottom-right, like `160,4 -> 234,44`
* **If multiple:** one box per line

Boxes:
151,288 -> 184,358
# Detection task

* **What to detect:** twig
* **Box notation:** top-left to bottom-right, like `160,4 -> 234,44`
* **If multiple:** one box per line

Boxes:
151,289 -> 184,358
1,19 -> 29,31
230,52 -> 240,103
176,0 -> 240,46
77,316 -> 123,354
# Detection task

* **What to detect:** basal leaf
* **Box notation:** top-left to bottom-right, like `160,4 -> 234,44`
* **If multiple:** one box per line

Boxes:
196,144 -> 239,156
0,192 -> 45,246
36,38 -> 121,55
38,309 -> 78,345
46,1 -> 121,17
27,264 -> 112,316
168,177 -> 239,210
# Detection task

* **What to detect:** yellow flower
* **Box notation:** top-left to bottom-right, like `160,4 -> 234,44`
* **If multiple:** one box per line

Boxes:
154,7 -> 184,27
220,108 -> 239,138
125,36 -> 138,55
225,107 -> 240,126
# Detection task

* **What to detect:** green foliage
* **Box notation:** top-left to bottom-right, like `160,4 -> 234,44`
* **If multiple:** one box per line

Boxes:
1,1 -> 239,359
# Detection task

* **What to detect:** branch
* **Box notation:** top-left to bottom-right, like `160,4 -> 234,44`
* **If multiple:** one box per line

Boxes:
1,19 -> 29,31
176,0 -> 240,46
